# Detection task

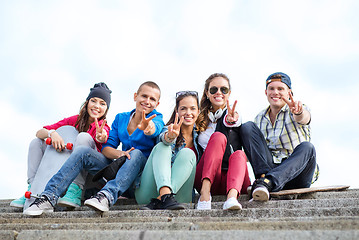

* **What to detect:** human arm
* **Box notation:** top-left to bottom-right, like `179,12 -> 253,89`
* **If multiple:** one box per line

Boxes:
102,146 -> 134,160
36,128 -> 65,151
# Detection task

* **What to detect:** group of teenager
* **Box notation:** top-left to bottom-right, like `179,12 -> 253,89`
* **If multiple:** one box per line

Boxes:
10,72 -> 318,216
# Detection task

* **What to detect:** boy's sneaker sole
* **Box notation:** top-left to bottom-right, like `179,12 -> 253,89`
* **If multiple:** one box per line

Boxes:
252,186 -> 270,202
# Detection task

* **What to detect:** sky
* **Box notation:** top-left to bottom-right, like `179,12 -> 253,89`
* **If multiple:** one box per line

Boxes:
0,0 -> 358,199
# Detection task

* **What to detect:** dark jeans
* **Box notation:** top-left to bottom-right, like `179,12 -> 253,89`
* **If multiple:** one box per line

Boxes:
239,121 -> 316,192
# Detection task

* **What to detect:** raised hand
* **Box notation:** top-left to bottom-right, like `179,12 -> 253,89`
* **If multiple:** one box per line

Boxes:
138,110 -> 157,135
226,100 -> 239,123
95,118 -> 108,143
166,113 -> 184,141
281,92 -> 303,115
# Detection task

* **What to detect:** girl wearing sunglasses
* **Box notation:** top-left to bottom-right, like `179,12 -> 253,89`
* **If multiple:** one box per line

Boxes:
135,91 -> 201,210
194,73 -> 250,210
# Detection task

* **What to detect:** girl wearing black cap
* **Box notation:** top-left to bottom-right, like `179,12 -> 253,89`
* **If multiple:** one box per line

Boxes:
10,82 -> 112,209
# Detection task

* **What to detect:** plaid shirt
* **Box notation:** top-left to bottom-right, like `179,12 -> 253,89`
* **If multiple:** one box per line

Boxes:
254,104 -> 319,183
254,104 -> 311,163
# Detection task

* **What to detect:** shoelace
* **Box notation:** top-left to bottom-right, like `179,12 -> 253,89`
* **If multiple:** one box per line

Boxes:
93,193 -> 106,202
29,197 -> 48,207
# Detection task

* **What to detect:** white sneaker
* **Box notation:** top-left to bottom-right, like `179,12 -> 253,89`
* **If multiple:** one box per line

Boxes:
196,195 -> 211,210
23,196 -> 53,216
223,197 -> 242,210
252,186 -> 270,202
84,192 -> 109,212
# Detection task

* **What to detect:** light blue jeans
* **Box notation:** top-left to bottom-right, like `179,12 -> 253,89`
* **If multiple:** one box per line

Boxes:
42,146 -> 147,206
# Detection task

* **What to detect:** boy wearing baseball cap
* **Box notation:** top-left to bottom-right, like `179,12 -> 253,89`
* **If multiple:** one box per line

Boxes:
240,72 -> 318,201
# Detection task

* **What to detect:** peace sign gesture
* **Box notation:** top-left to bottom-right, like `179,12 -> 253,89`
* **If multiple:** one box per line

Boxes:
95,118 -> 108,143
282,92 -> 303,115
226,100 -> 239,123
166,113 -> 184,142
138,110 -> 157,135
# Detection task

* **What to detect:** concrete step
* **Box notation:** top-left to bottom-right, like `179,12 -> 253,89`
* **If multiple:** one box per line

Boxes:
2,229 -> 358,240
1,206 -> 358,221
1,189 -> 357,239
1,216 -> 358,231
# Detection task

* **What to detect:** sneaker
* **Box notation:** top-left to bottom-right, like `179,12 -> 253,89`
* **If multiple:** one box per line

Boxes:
23,196 -> 53,216
140,198 -> 161,210
158,193 -> 186,210
223,197 -> 242,210
58,183 -> 82,208
10,184 -> 31,208
196,195 -> 211,210
84,192 -> 109,212
251,177 -> 272,202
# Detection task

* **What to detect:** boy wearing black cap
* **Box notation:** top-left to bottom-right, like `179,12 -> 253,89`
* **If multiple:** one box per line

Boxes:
239,72 -> 318,202
24,81 -> 164,216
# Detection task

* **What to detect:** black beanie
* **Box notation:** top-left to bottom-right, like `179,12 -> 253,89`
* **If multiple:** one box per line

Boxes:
86,82 -> 112,108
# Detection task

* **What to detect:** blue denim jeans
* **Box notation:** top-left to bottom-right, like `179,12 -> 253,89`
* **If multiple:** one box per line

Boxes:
239,121 -> 316,192
42,146 -> 147,206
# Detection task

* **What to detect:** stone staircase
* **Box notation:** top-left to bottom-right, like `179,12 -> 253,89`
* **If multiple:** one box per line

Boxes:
1,189 -> 358,239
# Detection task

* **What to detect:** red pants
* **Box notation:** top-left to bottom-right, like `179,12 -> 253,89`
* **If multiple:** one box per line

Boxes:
194,132 -> 250,196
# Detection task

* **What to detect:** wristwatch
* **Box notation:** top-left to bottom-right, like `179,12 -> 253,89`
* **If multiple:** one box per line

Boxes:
48,129 -> 55,138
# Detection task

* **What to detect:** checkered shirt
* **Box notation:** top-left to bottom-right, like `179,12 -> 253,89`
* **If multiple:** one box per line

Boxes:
254,104 -> 311,163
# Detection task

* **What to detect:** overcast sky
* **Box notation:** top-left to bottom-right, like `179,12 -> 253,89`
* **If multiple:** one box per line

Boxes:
1,0 -> 358,199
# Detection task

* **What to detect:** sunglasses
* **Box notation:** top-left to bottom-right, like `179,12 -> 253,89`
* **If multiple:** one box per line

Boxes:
209,86 -> 229,95
176,91 -> 198,98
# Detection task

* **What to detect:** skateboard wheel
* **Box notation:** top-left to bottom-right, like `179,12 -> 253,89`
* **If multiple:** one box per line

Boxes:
25,191 -> 32,199
45,138 -> 52,145
66,143 -> 73,150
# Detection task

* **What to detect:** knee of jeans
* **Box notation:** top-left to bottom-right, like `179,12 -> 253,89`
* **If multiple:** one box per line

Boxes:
75,132 -> 94,147
29,137 -> 45,148
129,149 -> 146,162
232,150 -> 246,160
298,142 -> 316,155
210,132 -> 227,145
240,121 -> 257,135
178,148 -> 196,166
154,142 -> 169,151
72,145 -> 93,155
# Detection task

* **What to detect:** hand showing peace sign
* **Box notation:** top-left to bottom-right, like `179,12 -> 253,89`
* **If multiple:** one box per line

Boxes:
281,92 -> 303,115
95,118 -> 108,143
138,110 -> 157,135
166,113 -> 184,142
226,100 -> 239,123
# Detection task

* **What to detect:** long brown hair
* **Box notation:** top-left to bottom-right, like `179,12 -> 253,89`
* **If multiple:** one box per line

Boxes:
197,73 -> 231,132
167,91 -> 199,148
75,100 -> 108,132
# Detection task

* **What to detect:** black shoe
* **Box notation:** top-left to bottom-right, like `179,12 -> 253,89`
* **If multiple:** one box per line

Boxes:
140,198 -> 161,210
251,176 -> 273,201
158,193 -> 186,210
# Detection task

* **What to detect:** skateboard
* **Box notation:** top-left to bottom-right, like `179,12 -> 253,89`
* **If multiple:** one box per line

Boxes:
270,185 -> 350,200
23,126 -> 78,211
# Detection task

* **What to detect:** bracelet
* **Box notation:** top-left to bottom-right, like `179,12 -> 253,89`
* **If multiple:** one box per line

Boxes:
294,111 -> 303,116
165,132 -> 175,142
48,129 -> 55,138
